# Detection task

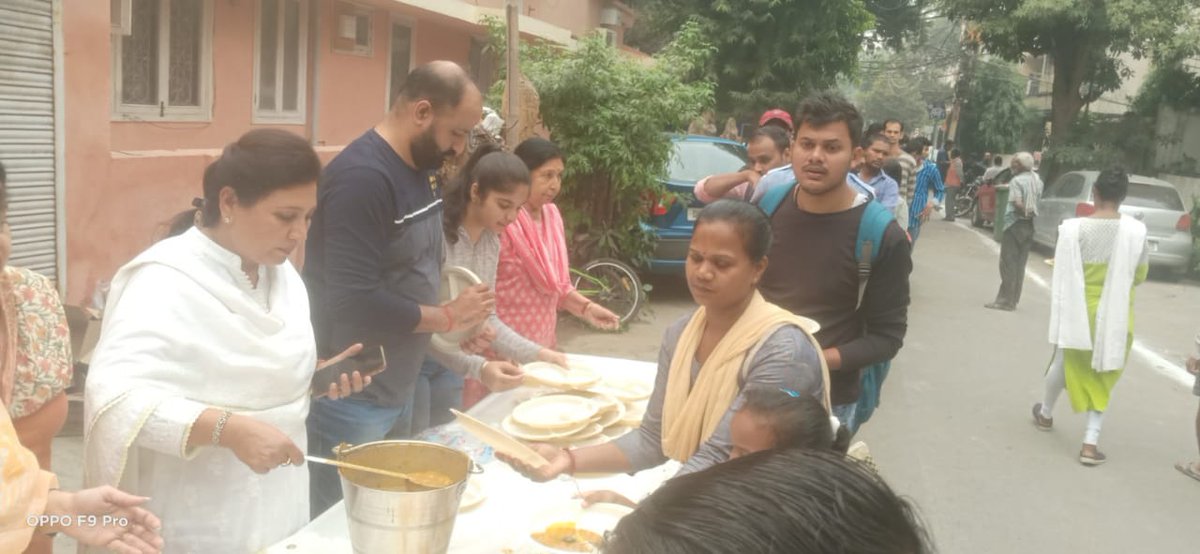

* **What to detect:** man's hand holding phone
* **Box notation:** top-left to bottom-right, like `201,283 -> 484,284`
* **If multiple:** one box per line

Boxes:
312,344 -> 386,399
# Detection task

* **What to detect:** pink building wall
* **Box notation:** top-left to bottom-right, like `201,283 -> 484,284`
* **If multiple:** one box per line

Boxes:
59,0 -> 628,305
61,0 -> 480,305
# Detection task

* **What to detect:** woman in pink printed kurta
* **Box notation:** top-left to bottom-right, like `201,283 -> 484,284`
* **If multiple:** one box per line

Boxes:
496,138 -> 620,348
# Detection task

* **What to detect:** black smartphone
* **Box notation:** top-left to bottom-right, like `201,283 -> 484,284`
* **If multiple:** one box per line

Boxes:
311,345 -> 386,397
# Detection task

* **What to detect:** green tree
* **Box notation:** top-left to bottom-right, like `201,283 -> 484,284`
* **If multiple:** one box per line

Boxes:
956,60 -> 1036,154
938,0 -> 1200,154
486,20 -> 715,266
865,0 -> 935,50
625,0 -> 875,118
856,72 -> 935,131
852,17 -> 958,132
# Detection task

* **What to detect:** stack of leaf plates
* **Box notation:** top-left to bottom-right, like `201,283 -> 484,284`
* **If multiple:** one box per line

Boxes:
589,377 -> 653,403
523,362 -> 602,390
511,394 -> 600,432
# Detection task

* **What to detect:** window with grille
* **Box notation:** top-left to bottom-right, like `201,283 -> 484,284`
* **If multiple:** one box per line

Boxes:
111,0 -> 212,120
255,0 -> 308,123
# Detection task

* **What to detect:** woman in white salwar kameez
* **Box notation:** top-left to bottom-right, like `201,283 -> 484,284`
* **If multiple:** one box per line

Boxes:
84,130 -> 366,553
1035,168 -> 1148,466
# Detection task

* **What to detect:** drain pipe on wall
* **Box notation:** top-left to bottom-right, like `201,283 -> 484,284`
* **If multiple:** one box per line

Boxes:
307,0 -> 322,146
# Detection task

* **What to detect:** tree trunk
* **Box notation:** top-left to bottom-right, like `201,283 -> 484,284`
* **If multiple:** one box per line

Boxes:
1044,41 -> 1090,181
1048,42 -> 1089,149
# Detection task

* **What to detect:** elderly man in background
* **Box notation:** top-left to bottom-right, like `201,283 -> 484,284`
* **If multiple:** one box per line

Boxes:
986,152 -> 1043,311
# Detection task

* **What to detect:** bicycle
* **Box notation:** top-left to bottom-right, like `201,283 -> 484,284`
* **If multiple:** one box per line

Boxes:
570,258 -> 645,326
954,176 -> 982,219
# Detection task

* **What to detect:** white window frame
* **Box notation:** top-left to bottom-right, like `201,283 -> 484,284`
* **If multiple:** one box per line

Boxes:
111,0 -> 132,35
385,14 -> 415,111
110,0 -> 214,122
253,0 -> 309,124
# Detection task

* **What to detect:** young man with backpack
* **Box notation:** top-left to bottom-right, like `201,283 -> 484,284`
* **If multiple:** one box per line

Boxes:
757,93 -> 913,434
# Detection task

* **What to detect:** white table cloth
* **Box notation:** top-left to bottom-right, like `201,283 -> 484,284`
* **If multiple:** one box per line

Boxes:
264,354 -> 677,554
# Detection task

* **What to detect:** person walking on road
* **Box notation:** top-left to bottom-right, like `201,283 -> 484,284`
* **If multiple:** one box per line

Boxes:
1175,334 -> 1200,482
942,149 -> 963,222
905,137 -> 943,245
986,152 -> 1043,311
1034,168 -> 1149,466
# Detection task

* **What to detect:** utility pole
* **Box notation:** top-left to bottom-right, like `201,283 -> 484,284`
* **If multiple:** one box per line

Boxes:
946,20 -> 980,145
505,0 -> 522,146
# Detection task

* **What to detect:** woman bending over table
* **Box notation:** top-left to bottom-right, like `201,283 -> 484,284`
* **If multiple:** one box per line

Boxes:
503,200 -> 828,479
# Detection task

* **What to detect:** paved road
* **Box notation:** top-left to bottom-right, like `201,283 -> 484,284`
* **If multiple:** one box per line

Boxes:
851,220 -> 1199,553
49,218 -> 1198,552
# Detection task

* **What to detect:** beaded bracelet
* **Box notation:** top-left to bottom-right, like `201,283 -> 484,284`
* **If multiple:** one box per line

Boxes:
212,410 -> 232,446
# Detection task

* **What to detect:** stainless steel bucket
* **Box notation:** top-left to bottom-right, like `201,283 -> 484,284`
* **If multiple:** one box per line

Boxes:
334,440 -> 473,554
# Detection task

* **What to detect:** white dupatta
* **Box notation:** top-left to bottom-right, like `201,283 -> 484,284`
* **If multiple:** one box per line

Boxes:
1048,216 -> 1146,371
83,228 -> 316,551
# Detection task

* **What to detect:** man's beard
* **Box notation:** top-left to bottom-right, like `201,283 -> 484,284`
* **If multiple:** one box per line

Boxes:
411,127 -> 453,171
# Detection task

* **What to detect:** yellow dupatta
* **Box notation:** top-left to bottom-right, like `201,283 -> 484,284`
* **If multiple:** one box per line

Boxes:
0,399 -> 57,551
0,268 -> 18,408
660,291 -> 829,462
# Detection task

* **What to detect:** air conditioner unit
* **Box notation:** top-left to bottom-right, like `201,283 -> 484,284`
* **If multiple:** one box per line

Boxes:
603,28 -> 617,47
339,15 -> 359,40
600,7 -> 621,27
110,0 -> 132,36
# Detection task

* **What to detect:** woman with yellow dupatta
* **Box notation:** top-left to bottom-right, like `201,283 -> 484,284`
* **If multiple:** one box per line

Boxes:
502,200 -> 828,479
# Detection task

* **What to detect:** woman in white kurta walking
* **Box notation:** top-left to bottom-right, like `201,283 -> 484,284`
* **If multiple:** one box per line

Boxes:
84,130 -> 366,553
1035,168 -> 1148,466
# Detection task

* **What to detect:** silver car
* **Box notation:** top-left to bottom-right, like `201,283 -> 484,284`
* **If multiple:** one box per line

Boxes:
1032,171 -> 1193,276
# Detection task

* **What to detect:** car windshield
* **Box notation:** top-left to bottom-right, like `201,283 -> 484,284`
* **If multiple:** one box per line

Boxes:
1124,182 -> 1184,211
666,141 -> 749,183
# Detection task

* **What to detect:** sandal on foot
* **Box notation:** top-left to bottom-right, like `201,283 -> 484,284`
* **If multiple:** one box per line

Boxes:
1080,449 -> 1107,466
1175,462 -> 1200,483
1031,403 -> 1053,431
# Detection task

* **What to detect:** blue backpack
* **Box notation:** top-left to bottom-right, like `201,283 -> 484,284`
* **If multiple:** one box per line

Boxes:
757,179 -> 894,433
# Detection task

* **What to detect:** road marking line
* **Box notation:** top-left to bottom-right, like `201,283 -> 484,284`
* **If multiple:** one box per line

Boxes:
953,221 -> 1192,387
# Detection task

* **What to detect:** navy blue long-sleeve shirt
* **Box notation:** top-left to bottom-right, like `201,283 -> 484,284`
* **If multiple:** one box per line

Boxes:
304,129 -> 444,406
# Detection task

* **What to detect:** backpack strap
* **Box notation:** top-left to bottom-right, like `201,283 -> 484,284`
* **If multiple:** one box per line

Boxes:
854,201 -> 895,309
756,177 -> 797,218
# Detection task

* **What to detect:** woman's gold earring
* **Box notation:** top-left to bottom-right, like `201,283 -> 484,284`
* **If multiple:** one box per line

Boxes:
224,216 -> 232,224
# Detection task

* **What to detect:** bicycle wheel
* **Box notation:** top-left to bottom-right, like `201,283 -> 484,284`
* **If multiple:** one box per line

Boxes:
572,258 -> 644,326
954,189 -> 976,218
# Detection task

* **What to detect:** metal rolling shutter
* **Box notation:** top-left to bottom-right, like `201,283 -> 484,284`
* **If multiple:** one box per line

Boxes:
0,0 -> 59,281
